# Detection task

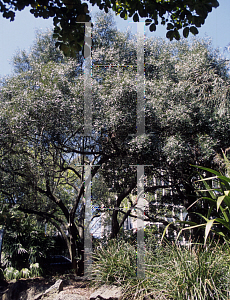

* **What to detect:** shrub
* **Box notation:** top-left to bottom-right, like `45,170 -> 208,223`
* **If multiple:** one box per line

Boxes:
92,239 -> 136,286
20,268 -> 30,279
4,267 -> 17,281
30,263 -> 42,277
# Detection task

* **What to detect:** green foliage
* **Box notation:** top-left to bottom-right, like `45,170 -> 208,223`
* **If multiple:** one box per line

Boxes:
177,152 -> 230,245
163,242 -> 230,300
0,0 -> 219,56
29,263 -> 42,277
3,263 -> 42,281
20,268 -> 30,279
92,239 -> 230,299
4,267 -> 20,281
1,207 -> 55,270
0,0 -> 90,56
91,239 -> 136,285
1,13 -> 230,262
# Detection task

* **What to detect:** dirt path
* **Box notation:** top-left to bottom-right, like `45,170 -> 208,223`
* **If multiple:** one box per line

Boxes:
61,276 -> 94,298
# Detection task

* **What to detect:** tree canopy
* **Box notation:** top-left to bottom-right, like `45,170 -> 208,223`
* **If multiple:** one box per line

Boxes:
0,0 -> 219,56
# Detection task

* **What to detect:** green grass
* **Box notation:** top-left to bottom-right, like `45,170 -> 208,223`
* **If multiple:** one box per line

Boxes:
91,239 -> 230,299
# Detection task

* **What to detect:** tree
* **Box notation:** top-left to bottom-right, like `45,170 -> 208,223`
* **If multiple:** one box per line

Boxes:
0,13 -> 230,275
143,37 -> 230,237
0,0 -> 219,56
90,13 -> 230,233
0,20 -> 149,273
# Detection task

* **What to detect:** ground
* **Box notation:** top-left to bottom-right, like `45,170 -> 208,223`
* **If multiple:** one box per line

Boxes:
0,274 -> 95,299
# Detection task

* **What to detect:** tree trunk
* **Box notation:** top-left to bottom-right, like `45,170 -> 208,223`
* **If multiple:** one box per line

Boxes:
69,233 -> 77,274
68,221 -> 84,276
110,210 -> 119,239
76,241 -> 84,276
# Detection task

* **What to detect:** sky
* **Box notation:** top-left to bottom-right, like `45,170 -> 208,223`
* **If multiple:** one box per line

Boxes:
0,1 -> 230,78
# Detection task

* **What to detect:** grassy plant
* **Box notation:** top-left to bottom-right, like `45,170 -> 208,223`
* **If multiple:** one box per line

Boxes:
163,242 -> 230,300
20,268 -> 30,279
30,263 -> 42,277
13,269 -> 20,280
92,239 -> 230,299
91,239 -> 136,286
4,266 -> 21,280
3,263 -> 42,281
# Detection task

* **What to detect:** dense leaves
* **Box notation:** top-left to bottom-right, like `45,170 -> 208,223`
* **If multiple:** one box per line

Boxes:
0,0 -> 219,56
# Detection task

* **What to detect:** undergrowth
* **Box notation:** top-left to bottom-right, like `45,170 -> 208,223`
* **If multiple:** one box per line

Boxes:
92,239 -> 230,299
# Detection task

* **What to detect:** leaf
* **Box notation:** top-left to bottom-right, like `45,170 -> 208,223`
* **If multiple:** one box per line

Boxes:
166,30 -> 174,40
161,220 -> 200,244
191,165 -> 222,177
195,212 -> 209,222
175,224 -> 205,244
218,176 -> 230,183
161,222 -> 173,243
215,218 -> 230,230
196,176 -> 218,182
133,13 -> 139,22
166,23 -> 174,30
149,23 -> 156,32
174,29 -> 180,41
218,206 -> 229,223
199,175 -> 217,200
217,195 -> 225,211
183,27 -> 189,38
211,0 -> 219,8
190,26 -> 199,35
204,219 -> 215,245
120,10 -> 126,19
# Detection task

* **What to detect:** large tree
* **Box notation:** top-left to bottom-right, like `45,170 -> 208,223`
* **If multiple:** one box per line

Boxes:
90,13 -> 230,231
0,13 -> 230,274
0,0 -> 219,56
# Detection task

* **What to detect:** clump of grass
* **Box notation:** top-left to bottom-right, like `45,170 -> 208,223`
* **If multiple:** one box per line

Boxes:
4,267 -> 21,281
20,268 -> 30,279
29,263 -> 42,277
164,242 -> 230,300
92,238 -> 230,299
91,239 -> 136,286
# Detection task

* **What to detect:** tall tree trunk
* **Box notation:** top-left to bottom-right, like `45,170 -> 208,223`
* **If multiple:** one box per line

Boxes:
69,232 -> 77,274
76,202 -> 85,276
110,210 -> 119,239
69,220 -> 84,276
76,240 -> 84,276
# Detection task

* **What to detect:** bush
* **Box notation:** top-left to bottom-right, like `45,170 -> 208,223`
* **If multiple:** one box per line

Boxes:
4,267 -> 17,281
146,241 -> 230,300
92,239 -> 136,286
3,263 -> 42,281
20,268 -> 30,279
29,263 -> 42,277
